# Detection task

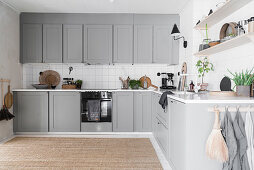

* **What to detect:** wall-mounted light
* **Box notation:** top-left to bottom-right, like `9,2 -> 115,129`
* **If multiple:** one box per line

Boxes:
171,24 -> 187,48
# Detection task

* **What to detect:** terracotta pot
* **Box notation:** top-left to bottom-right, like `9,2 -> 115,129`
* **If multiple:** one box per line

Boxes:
236,85 -> 250,97
198,83 -> 208,91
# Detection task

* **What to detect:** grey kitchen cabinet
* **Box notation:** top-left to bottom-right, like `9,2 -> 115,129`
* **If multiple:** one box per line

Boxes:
21,24 -> 42,63
84,25 -> 113,64
49,92 -> 80,132
155,117 -> 169,159
113,25 -> 133,63
134,25 -> 153,63
134,92 -> 152,132
113,91 -> 133,132
43,24 -> 63,63
13,92 -> 48,132
153,25 -> 174,64
63,24 -> 83,63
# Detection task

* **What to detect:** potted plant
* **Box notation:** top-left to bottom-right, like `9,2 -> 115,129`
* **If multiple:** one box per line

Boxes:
196,57 -> 214,91
129,80 -> 141,89
75,80 -> 83,89
227,68 -> 254,97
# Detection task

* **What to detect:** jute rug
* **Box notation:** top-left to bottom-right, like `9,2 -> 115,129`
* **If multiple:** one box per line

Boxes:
0,137 -> 163,170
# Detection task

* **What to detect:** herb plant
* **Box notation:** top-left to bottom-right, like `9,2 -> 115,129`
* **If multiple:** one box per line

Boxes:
129,80 -> 141,89
227,68 -> 254,86
196,57 -> 214,84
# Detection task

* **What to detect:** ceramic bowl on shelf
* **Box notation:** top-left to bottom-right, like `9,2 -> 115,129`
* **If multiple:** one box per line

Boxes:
32,84 -> 49,89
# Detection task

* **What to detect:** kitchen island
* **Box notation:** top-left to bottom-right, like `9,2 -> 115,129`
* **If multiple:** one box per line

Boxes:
12,89 -> 254,170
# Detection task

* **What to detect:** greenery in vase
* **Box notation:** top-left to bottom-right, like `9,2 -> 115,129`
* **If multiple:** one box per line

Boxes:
196,57 -> 214,84
129,80 -> 141,89
227,68 -> 254,87
75,80 -> 83,85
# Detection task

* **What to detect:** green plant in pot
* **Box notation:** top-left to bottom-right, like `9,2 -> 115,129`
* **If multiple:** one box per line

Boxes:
129,80 -> 141,89
75,80 -> 83,89
227,68 -> 254,96
196,57 -> 214,91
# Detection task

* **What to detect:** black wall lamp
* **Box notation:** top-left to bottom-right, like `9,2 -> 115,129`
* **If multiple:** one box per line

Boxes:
171,24 -> 188,48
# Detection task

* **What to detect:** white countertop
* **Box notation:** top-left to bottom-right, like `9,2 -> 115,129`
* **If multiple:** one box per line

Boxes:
12,89 -> 254,104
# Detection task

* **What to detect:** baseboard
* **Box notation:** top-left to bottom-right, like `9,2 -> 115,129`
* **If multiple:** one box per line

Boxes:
0,135 -> 15,144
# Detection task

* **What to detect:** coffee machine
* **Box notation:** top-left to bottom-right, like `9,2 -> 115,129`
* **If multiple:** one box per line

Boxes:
157,72 -> 176,90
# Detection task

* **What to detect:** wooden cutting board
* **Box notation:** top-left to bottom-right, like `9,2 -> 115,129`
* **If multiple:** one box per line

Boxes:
140,76 -> 158,89
4,85 -> 13,109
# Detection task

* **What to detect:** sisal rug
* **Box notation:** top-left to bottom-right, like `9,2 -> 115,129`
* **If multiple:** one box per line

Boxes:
0,137 -> 163,170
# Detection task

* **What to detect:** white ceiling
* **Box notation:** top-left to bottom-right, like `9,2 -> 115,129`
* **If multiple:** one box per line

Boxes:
1,0 -> 189,14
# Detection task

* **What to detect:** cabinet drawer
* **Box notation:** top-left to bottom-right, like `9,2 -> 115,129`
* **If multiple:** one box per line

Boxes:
155,117 -> 168,158
156,94 -> 169,127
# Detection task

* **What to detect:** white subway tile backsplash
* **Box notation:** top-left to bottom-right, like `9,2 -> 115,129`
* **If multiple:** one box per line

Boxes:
23,64 -> 173,89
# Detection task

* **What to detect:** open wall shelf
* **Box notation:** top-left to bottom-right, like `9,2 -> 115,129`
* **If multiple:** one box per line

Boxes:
194,32 -> 254,57
194,0 -> 252,30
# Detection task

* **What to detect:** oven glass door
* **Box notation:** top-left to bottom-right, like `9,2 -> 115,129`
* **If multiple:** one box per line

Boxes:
100,100 -> 112,122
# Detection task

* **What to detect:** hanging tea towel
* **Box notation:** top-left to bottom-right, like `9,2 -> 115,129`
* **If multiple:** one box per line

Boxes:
221,108 -> 238,170
245,110 -> 254,170
232,109 -> 250,170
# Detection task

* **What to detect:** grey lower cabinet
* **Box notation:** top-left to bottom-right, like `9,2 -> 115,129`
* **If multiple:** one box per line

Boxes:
14,92 -> 48,132
49,92 -> 80,132
84,25 -> 113,64
43,24 -> 63,63
134,25 -> 153,63
63,24 -> 83,63
153,25 -> 173,64
112,91 -> 134,132
21,24 -> 42,63
134,92 -> 152,132
113,25 -> 133,63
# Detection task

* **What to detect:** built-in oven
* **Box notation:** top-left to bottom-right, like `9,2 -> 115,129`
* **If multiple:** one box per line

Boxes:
81,91 -> 112,132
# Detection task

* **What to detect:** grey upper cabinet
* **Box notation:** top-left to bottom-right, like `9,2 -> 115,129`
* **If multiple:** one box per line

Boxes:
63,24 -> 83,63
134,25 -> 153,63
84,25 -> 113,64
14,92 -> 48,132
49,92 -> 80,132
134,92 -> 152,132
113,91 -> 133,132
21,24 -> 42,63
153,25 -> 173,64
43,24 -> 63,63
113,25 -> 133,63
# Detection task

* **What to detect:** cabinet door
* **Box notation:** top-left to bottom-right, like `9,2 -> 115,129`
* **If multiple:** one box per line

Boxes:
49,92 -> 80,132
22,24 -> 42,63
85,25 -> 112,64
153,25 -> 173,64
113,25 -> 133,63
113,92 -> 133,132
14,92 -> 48,132
134,92 -> 152,132
155,117 -> 169,159
43,24 -> 63,63
152,92 -> 158,134
134,25 -> 153,63
63,25 -> 83,63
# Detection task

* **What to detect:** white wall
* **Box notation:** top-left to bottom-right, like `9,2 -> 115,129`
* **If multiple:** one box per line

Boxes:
177,0 -> 254,91
23,63 -> 174,89
0,2 -> 22,141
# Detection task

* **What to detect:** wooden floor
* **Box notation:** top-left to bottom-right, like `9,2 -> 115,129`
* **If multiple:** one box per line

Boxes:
0,137 -> 162,170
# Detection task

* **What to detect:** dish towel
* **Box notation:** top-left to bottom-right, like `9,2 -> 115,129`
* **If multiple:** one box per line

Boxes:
245,111 -> 254,170
232,109 -> 250,170
87,100 -> 100,121
221,109 -> 238,170
159,91 -> 174,110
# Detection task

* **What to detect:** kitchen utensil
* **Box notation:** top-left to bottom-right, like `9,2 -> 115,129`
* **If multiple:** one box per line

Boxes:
206,108 -> 228,162
139,76 -> 158,89
220,77 -> 232,91
220,22 -> 237,40
209,91 -> 236,97
32,84 -> 49,89
39,70 -> 60,87
0,79 -> 14,121
4,85 -> 13,109
248,17 -> 254,32
119,77 -> 130,89
181,62 -> 187,91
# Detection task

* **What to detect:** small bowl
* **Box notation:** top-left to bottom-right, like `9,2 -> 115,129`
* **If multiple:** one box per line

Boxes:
32,84 -> 49,89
